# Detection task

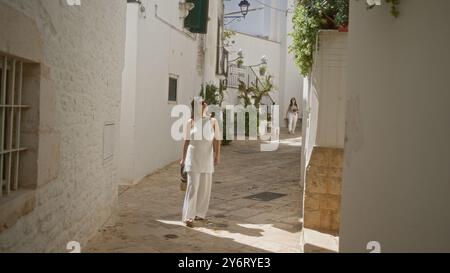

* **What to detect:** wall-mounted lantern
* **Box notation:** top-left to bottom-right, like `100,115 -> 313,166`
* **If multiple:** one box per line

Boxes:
238,0 -> 251,18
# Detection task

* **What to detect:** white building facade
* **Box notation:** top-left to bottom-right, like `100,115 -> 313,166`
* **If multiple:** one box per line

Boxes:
0,0 -> 126,252
119,0 -> 225,185
224,0 -> 303,128
340,0 -> 450,252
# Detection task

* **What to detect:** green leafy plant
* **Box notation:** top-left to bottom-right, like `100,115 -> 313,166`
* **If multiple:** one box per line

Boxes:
236,58 -> 244,68
237,80 -> 252,107
200,83 -> 226,107
236,75 -> 276,137
335,0 -> 350,27
259,66 -> 267,76
251,75 -> 274,109
200,83 -> 219,105
289,1 -> 321,76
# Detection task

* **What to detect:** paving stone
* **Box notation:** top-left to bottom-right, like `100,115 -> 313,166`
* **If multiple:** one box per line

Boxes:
86,130 -> 303,253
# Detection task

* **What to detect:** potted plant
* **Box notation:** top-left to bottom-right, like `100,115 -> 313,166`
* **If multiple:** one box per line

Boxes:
259,66 -> 267,76
335,0 -> 349,32
236,58 -> 244,68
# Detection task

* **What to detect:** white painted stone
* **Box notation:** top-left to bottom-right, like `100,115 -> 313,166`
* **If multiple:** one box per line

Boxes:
0,0 -> 126,252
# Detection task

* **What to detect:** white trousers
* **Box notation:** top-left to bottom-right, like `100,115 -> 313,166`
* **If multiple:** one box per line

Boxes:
182,172 -> 212,222
288,112 -> 298,133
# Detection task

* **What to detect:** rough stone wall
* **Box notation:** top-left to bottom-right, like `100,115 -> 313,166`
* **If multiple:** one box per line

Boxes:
0,0 -> 126,252
304,147 -> 343,235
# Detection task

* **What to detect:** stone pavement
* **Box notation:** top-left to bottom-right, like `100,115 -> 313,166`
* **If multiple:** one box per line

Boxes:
85,130 -> 303,253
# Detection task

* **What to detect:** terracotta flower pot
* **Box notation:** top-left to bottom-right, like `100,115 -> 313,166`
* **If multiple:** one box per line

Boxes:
338,24 -> 349,32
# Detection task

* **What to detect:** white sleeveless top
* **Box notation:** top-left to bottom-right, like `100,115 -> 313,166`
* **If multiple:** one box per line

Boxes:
184,116 -> 215,174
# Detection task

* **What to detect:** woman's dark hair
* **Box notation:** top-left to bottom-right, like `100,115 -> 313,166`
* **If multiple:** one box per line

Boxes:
290,98 -> 298,108
190,99 -> 207,119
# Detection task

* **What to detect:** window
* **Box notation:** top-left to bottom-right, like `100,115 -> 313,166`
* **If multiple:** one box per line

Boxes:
168,75 -> 178,103
0,55 -> 27,198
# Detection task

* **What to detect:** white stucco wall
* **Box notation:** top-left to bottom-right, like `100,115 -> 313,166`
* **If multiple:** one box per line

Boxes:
314,31 -> 347,148
340,0 -> 450,252
226,32 -> 281,106
300,76 -> 319,184
0,0 -> 126,252
120,0 -> 223,185
279,0 -> 303,128
225,0 -> 302,128
120,4 -> 139,185
300,31 -> 347,185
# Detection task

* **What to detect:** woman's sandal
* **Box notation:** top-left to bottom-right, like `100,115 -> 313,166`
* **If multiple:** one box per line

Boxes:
195,216 -> 206,221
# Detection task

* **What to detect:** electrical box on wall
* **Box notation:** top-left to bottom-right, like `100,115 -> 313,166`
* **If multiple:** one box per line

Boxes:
184,0 -> 209,34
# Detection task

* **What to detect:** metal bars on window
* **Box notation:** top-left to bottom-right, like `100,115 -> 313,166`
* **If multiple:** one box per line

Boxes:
0,55 -> 27,198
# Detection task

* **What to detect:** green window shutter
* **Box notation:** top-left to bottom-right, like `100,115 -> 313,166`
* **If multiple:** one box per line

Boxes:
184,0 -> 209,34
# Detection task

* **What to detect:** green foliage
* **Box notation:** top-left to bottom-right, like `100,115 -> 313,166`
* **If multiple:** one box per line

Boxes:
200,83 -> 224,106
289,2 -> 321,76
236,58 -> 244,68
335,0 -> 350,26
259,66 -> 267,76
236,75 -> 275,137
251,75 -> 274,109
237,80 -> 252,107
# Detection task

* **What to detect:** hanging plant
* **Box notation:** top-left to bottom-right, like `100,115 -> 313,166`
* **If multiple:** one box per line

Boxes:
259,66 -> 267,76
335,0 -> 350,30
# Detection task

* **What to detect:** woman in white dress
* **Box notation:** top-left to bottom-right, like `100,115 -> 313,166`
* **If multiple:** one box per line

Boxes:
180,99 -> 221,228
286,97 -> 299,134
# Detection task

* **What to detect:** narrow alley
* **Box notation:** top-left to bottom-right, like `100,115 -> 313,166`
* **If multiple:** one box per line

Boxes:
86,131 -> 303,253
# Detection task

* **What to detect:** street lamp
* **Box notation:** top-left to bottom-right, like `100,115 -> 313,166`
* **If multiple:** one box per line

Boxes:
224,0 -> 255,25
238,0 -> 251,17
